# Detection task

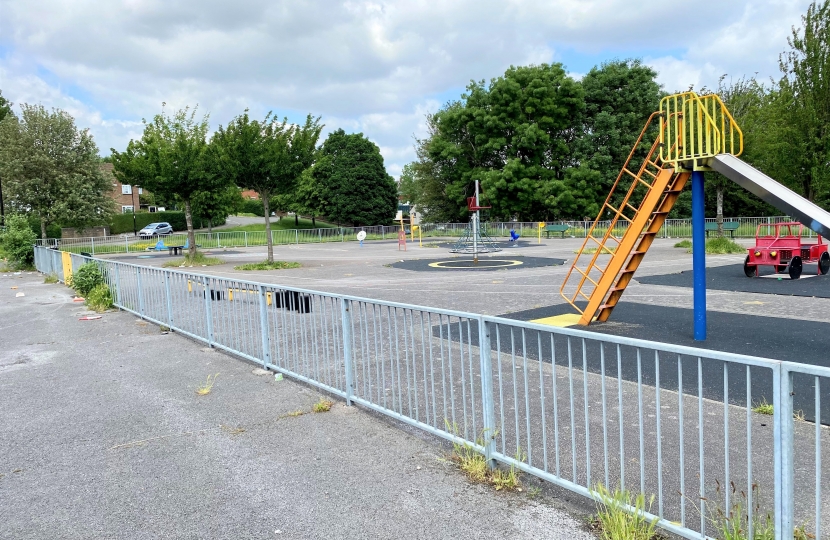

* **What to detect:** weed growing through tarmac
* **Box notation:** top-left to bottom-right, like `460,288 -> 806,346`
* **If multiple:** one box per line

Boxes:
43,272 -> 59,284
694,480 -> 812,540
590,483 -> 660,540
195,373 -> 219,395
575,246 -> 616,255
85,283 -> 114,312
163,251 -> 224,268
278,410 -> 305,419
445,420 -> 522,492
312,398 -> 333,413
233,261 -> 302,271
752,397 -> 774,415
674,239 -> 693,249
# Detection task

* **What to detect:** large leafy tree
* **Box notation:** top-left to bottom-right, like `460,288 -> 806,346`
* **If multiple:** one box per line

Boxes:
0,104 -> 113,238
552,60 -> 661,220
213,112 -> 322,262
406,64 -> 584,221
777,0 -> 830,205
112,106 -> 222,257
191,185 -> 243,233
312,129 -> 398,226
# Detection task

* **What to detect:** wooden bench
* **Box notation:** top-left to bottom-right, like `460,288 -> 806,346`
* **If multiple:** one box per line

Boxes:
544,224 -> 571,239
704,222 -> 740,238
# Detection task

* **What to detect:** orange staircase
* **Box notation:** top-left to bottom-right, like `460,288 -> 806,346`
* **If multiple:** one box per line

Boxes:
559,113 -> 686,325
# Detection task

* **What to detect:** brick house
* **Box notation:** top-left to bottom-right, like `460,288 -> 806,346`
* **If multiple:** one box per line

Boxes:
101,163 -> 151,213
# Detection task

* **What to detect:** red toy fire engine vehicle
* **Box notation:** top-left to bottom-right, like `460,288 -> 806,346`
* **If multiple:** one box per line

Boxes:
744,221 -> 830,279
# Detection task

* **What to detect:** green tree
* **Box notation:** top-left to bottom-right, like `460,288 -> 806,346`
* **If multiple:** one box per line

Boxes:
406,64 -> 583,222
112,106 -> 222,257
191,185 -> 243,233
0,104 -> 113,238
0,213 -> 37,269
312,129 -> 398,226
553,60 -> 661,220
778,0 -> 830,204
294,168 -> 326,227
0,90 -> 13,225
213,111 -> 322,262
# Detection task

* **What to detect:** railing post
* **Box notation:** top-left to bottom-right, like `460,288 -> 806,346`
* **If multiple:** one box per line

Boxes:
773,364 -> 795,539
258,285 -> 271,368
245,231 -> 248,248
295,229 -> 299,245
477,318 -> 497,468
341,298 -> 355,405
91,237 -> 95,256
203,277 -> 214,347
164,272 -> 173,328
114,264 -> 121,308
125,236 -> 129,253
136,267 -> 144,317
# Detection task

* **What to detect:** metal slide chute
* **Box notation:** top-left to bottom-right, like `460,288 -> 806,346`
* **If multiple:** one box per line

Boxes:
710,154 -> 830,238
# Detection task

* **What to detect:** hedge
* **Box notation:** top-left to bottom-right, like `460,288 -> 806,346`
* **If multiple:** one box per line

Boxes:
110,211 -> 187,234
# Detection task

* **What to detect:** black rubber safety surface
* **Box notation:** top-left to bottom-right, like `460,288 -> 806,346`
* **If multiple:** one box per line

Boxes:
441,302 -> 830,421
636,263 -> 830,298
389,255 -> 566,272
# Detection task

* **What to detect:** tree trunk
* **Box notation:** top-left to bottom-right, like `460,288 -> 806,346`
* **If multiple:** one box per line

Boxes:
295,213 -> 298,226
312,215 -> 316,227
184,199 -> 196,259
40,217 -> 47,240
716,184 -> 724,238
263,193 -> 273,263
208,219 -> 212,235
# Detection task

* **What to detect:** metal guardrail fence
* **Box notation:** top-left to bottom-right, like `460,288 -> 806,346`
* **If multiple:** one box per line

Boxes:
35,216 -> 819,255
34,246 -> 829,540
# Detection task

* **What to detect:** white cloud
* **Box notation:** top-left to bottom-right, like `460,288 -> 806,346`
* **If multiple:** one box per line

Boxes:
0,0 -> 815,175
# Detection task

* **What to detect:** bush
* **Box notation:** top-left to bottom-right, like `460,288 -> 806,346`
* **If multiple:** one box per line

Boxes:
68,262 -> 106,296
109,211 -> 187,234
85,283 -> 113,312
0,214 -> 37,269
240,199 -> 265,217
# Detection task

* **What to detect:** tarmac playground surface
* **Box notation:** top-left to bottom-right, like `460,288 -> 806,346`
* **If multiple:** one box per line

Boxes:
4,236 -> 830,537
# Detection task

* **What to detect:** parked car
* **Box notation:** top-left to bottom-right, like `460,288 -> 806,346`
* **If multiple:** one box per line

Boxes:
138,222 -> 173,238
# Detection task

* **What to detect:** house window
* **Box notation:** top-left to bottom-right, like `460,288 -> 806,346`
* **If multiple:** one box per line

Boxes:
138,187 -> 143,195
122,205 -> 134,214
122,184 -> 132,195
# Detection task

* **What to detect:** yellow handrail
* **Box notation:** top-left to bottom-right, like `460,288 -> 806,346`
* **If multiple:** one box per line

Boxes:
659,92 -> 743,170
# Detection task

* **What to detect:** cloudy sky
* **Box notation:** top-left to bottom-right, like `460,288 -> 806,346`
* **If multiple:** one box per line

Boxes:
0,0 -> 812,177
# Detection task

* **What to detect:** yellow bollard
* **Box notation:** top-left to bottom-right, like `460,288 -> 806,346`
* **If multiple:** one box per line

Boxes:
266,291 -> 272,306
188,280 -> 192,293
538,222 -> 545,244
228,289 -> 233,301
411,225 -> 418,244
61,251 -> 73,283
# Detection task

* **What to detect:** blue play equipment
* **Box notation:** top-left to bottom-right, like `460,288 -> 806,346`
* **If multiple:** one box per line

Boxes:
154,239 -> 166,251
509,229 -> 520,246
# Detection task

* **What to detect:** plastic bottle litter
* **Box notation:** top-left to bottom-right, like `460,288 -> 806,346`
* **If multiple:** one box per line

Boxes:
274,373 -> 283,381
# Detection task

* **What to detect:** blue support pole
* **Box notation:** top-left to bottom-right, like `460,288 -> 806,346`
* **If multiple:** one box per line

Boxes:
691,171 -> 706,340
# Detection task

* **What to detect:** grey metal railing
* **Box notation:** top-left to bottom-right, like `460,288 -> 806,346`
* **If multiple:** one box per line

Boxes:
36,216 -> 820,255
34,245 -> 829,540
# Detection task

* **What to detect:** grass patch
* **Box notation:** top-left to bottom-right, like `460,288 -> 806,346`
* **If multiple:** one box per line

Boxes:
590,483 -> 660,540
218,217 -> 336,232
278,409 -> 305,419
163,251 -> 224,268
195,373 -> 219,395
233,260 -> 302,271
312,398 -> 334,413
43,272 -> 59,284
677,237 -> 746,254
752,398 -> 774,415
575,246 -> 616,255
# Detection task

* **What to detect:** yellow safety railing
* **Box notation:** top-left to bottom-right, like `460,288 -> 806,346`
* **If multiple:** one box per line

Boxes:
659,92 -> 743,170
